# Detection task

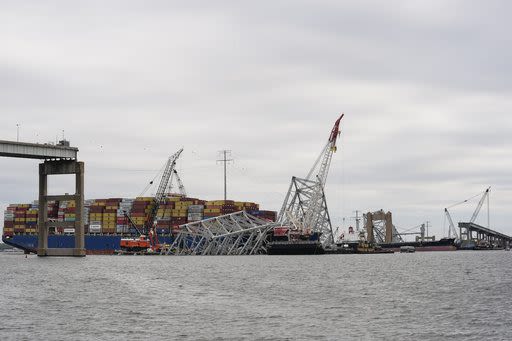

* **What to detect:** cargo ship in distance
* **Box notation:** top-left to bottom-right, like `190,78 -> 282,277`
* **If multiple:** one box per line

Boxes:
2,196 -> 277,254
377,238 -> 458,252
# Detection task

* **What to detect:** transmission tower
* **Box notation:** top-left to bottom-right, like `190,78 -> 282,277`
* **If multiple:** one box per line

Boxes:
217,150 -> 233,200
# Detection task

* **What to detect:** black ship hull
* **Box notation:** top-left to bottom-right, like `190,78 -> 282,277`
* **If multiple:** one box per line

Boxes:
267,241 -> 325,255
379,238 -> 457,252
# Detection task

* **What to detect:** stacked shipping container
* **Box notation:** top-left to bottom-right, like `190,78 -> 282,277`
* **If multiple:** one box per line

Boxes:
3,196 -> 277,236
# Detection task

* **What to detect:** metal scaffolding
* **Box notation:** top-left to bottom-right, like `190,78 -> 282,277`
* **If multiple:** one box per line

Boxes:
164,211 -> 276,256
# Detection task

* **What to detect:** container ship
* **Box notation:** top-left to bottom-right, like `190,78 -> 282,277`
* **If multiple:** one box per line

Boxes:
2,196 -> 276,254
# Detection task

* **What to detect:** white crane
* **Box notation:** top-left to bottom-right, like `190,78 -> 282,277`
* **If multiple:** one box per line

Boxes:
470,187 -> 490,225
444,208 -> 459,239
444,186 -> 491,240
278,114 -> 344,246
168,169 -> 187,197
145,148 -> 183,249
306,113 -> 344,186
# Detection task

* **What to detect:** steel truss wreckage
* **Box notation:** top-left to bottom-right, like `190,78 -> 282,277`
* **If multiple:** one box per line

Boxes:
167,114 -> 344,255
277,114 -> 344,247
163,211 -> 277,255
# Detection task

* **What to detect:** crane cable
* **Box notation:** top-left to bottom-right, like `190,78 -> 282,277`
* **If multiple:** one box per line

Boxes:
446,189 -> 488,209
138,160 -> 167,197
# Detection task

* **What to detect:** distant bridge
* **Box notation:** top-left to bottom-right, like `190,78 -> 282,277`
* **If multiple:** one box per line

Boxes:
459,222 -> 512,248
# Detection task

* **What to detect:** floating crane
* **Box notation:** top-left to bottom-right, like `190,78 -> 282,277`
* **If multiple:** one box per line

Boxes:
278,114 -> 344,246
470,187 -> 490,225
166,115 -> 344,256
444,208 -> 458,239
444,186 -> 491,240
120,148 -> 183,253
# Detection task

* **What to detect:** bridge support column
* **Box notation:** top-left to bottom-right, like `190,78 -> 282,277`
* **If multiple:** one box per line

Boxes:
37,160 -> 85,257
365,212 -> 374,243
384,212 -> 393,243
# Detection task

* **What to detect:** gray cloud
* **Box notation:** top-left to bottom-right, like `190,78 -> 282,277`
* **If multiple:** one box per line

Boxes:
1,0 -> 511,238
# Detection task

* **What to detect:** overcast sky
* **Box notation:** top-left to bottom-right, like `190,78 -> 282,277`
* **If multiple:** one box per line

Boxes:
1,0 -> 511,239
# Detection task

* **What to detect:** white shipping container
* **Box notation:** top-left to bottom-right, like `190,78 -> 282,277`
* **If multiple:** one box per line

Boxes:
89,224 -> 102,233
188,205 -> 204,213
188,213 -> 203,221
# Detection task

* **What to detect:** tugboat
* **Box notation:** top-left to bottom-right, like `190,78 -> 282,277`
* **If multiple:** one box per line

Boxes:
117,229 -> 162,255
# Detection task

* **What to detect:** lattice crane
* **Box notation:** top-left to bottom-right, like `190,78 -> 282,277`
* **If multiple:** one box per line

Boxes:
306,114 -> 344,185
144,148 -> 183,250
444,186 -> 491,240
168,169 -> 187,196
278,114 -> 344,246
444,208 -> 459,239
470,187 -> 490,224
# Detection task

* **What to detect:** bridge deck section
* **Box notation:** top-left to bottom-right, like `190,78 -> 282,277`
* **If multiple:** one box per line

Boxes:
459,222 -> 512,241
0,140 -> 78,160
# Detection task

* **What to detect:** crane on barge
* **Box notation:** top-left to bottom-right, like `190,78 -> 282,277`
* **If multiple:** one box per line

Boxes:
444,186 -> 491,240
120,149 -> 183,253
166,115 -> 345,256
276,114 -> 344,247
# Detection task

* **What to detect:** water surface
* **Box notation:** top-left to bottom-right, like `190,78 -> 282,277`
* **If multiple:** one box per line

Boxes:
1,251 -> 510,340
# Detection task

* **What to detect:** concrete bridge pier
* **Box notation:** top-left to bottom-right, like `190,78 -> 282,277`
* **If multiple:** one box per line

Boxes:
38,160 -> 85,257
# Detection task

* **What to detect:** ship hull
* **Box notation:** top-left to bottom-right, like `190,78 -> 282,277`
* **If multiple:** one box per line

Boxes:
2,234 -> 173,255
267,241 -> 325,255
379,238 -> 457,252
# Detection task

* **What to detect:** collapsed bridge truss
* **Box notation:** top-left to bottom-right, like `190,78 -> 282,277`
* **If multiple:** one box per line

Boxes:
278,176 -> 334,246
164,211 -> 277,256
